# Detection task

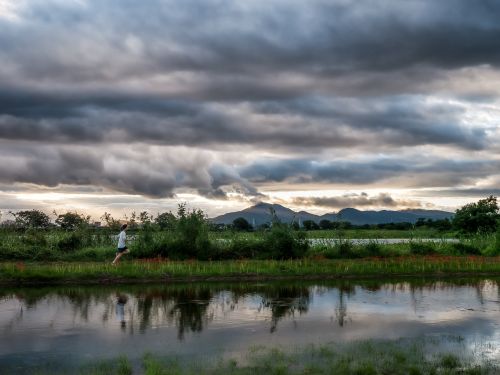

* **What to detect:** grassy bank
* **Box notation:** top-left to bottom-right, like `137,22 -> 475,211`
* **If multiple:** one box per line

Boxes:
3,257 -> 500,284
10,337 -> 497,375
0,230 -> 498,263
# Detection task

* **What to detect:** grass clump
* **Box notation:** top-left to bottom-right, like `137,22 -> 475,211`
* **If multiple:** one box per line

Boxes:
6,337 -> 499,375
77,356 -> 132,375
409,241 -> 436,255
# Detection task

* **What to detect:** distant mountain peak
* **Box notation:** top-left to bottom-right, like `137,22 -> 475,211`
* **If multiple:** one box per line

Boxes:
212,203 -> 453,226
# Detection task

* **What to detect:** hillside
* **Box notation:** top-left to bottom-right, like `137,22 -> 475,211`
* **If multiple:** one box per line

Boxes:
212,203 -> 453,226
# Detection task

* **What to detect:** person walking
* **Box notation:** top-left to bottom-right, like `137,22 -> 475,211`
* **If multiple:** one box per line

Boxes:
112,224 -> 129,265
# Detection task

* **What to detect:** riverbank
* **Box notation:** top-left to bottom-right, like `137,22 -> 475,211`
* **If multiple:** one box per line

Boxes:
4,336 -> 497,375
2,256 -> 500,285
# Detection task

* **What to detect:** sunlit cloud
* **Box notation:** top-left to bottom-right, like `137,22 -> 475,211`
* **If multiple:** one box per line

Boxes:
1,0 -> 500,216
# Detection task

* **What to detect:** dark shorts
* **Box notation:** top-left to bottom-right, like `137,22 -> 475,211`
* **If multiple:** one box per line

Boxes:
117,247 -> 128,254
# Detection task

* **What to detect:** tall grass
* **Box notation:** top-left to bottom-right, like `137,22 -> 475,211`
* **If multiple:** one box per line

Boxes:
2,256 -> 500,284
0,224 -> 498,262
7,337 -> 498,375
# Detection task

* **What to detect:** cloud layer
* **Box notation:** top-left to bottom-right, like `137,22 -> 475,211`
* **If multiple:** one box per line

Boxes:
1,0 -> 500,214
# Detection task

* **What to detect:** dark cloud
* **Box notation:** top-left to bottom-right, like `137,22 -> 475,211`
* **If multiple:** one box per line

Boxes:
0,136 -> 497,199
239,158 -> 500,187
0,92 -> 488,151
0,144 -> 199,197
0,0 -> 499,204
3,0 -> 500,82
252,96 -> 488,150
292,193 -> 423,209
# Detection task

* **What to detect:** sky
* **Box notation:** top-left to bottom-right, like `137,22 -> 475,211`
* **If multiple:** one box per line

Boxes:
0,0 -> 499,220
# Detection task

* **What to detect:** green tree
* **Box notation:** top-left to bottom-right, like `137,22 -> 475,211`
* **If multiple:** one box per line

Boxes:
172,203 -> 211,259
10,210 -> 51,229
453,196 -> 499,234
303,220 -> 319,230
54,211 -> 90,230
139,211 -> 152,226
100,212 -> 121,231
319,219 -> 334,230
155,211 -> 176,230
262,208 -> 309,259
232,217 -> 252,231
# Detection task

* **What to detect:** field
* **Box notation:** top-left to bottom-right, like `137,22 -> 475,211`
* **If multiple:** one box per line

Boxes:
0,225 -> 498,263
3,256 -> 500,284
13,336 -> 497,375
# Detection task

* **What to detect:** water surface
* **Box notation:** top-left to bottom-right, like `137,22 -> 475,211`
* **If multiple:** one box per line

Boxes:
1,278 -> 499,372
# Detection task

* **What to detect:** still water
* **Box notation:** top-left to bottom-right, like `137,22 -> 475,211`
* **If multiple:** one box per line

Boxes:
1,279 -> 500,372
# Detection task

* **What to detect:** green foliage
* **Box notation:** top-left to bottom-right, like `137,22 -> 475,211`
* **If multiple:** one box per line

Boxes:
225,237 -> 265,259
337,239 -> 357,258
409,242 -> 436,255
55,231 -> 84,252
259,209 -> 309,259
132,225 -> 171,259
77,356 -> 132,375
303,220 -> 320,230
449,242 -> 481,255
10,209 -> 51,229
262,222 -> 309,259
363,241 -> 382,256
168,204 -> 212,260
232,217 -> 253,231
24,337 -> 496,375
21,228 -> 48,248
439,354 -> 461,369
453,196 -> 499,234
319,219 -> 334,230
482,229 -> 500,256
154,212 -> 176,230
100,212 -> 121,231
55,211 -> 90,230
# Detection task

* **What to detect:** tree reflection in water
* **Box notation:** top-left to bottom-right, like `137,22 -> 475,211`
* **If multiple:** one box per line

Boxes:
167,288 -> 212,339
258,286 -> 310,333
128,286 -> 214,339
3,278 -> 500,339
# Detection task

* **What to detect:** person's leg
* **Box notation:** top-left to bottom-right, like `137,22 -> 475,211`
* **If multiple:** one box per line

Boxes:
112,252 -> 123,265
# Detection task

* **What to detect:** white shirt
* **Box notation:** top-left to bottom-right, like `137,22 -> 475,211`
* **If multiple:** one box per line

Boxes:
117,230 -> 126,248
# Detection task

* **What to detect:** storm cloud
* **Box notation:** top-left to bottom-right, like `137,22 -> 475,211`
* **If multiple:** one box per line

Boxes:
1,0 -> 500,213
292,193 -> 423,209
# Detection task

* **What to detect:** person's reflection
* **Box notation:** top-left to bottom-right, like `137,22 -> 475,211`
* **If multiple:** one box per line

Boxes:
116,293 -> 128,330
259,286 -> 310,333
335,284 -> 354,327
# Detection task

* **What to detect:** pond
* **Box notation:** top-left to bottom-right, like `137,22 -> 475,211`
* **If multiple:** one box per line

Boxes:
1,278 -> 500,373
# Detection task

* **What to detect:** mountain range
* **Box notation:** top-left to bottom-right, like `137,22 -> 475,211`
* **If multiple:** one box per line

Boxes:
212,202 -> 454,226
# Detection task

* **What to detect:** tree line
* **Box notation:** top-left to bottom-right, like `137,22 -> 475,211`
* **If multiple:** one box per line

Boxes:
1,196 -> 499,235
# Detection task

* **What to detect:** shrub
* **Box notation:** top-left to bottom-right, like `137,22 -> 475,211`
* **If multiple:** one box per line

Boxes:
261,222 -> 309,259
439,354 -> 460,369
449,242 -> 481,255
363,241 -> 382,256
453,196 -> 499,234
409,242 -> 435,255
165,204 -> 212,260
338,239 -> 358,258
55,231 -> 84,252
228,237 -> 265,259
482,229 -> 500,256
21,228 -> 48,249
